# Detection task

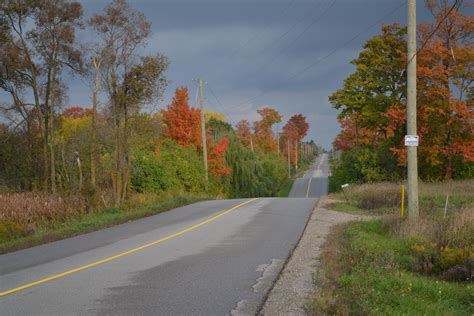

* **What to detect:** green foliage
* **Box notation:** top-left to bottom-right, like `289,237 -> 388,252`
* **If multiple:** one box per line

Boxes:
131,140 -> 205,194
309,221 -> 473,315
223,138 -> 288,198
0,220 -> 24,242
329,146 -> 400,192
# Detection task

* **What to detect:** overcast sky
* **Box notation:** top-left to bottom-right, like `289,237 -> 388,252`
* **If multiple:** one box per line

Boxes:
58,1 -> 446,148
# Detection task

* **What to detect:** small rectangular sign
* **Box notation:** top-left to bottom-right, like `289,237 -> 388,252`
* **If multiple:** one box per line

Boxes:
404,135 -> 419,147
341,184 -> 349,188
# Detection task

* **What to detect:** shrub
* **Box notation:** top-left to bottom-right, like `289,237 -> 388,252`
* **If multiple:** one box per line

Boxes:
131,140 -> 206,194
0,220 -> 24,241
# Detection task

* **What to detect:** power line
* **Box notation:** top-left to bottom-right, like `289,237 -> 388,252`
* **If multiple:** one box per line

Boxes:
253,0 -> 337,75
228,0 -> 298,59
226,0 -> 407,111
255,0 -> 328,56
405,0 -> 460,67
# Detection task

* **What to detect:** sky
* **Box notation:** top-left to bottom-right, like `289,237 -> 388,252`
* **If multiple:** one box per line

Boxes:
7,0 -> 444,149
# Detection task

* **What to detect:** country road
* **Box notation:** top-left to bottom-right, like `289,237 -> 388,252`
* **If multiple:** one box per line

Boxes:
0,155 -> 329,315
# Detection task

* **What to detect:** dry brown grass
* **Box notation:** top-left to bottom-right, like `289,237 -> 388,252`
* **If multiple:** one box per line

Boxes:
395,207 -> 474,249
346,182 -> 401,209
0,192 -> 86,226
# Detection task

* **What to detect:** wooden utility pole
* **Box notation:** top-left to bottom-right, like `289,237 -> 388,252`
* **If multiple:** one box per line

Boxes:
287,140 -> 291,178
199,79 -> 209,190
295,141 -> 298,170
276,130 -> 280,155
407,0 -> 419,218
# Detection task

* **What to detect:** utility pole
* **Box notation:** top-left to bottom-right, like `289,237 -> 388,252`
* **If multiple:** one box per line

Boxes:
276,130 -> 280,155
407,0 -> 419,219
295,141 -> 298,171
198,79 -> 209,190
287,140 -> 291,178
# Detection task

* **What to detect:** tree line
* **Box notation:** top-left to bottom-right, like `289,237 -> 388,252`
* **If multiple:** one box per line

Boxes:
0,0 -> 316,205
329,0 -> 473,191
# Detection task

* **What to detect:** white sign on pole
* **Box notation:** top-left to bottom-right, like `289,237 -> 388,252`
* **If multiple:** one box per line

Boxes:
341,184 -> 349,189
404,135 -> 419,147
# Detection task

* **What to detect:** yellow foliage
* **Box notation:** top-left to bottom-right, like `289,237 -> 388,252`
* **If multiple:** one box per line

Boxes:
59,116 -> 92,143
205,110 -> 225,123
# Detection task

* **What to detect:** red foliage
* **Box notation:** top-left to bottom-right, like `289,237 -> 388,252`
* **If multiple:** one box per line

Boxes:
282,114 -> 309,165
62,106 -> 93,119
207,135 -> 231,177
161,87 -> 201,147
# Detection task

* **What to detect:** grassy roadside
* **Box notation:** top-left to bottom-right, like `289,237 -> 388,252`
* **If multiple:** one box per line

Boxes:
0,193 -> 211,254
277,178 -> 294,197
307,220 -> 473,315
307,180 -> 474,315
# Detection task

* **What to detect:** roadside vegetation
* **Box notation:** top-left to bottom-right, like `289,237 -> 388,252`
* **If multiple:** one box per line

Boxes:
308,181 -> 473,315
312,2 -> 473,312
0,0 -> 318,252
317,180 -> 473,311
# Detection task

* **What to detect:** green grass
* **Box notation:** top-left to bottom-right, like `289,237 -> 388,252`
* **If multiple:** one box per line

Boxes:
277,178 -> 294,197
0,194 -> 210,254
307,221 -> 473,315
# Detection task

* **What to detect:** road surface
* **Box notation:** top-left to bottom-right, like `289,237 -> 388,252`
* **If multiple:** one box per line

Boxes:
0,156 -> 329,315
289,153 -> 329,198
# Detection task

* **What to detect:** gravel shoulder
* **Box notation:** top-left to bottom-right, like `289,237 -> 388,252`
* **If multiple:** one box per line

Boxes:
261,196 -> 373,315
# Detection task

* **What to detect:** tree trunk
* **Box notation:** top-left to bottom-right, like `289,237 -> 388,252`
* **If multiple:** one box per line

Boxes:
91,58 -> 101,188
50,65 -> 57,194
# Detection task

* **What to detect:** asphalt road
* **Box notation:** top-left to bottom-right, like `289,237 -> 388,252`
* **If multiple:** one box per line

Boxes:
0,156 -> 329,315
289,153 -> 329,198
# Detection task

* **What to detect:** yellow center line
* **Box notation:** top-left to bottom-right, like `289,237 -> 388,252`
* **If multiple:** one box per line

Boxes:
305,176 -> 313,198
0,198 -> 259,297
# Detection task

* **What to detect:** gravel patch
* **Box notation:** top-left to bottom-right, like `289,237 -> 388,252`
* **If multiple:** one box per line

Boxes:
260,197 -> 372,315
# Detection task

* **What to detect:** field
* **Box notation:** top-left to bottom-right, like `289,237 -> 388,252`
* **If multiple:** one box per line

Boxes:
307,180 -> 474,315
0,192 -> 211,253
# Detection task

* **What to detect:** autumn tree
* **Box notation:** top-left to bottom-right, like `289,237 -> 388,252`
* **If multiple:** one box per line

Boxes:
90,0 -> 168,204
235,120 -> 252,148
283,114 -> 309,167
161,87 -> 201,147
253,107 -> 282,153
0,0 -> 84,191
331,7 -> 473,181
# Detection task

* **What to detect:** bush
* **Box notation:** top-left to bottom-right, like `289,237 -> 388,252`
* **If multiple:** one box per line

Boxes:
328,146 -> 401,192
131,140 -> 206,194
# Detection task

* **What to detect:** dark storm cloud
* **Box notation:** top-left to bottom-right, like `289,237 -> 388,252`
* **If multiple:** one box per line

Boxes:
67,0 -> 439,148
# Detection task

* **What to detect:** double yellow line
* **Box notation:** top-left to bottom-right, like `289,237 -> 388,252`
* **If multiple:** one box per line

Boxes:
0,198 -> 258,297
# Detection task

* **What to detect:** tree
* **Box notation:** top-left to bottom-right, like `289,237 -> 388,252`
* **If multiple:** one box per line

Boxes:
0,0 -> 84,191
90,0 -> 168,204
253,107 -> 282,153
331,12 -> 473,181
161,87 -> 201,147
235,120 -> 252,148
283,114 -> 309,167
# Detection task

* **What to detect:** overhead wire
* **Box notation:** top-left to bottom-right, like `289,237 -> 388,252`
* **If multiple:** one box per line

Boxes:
228,0 -> 298,59
253,0 -> 337,75
225,0 -> 407,111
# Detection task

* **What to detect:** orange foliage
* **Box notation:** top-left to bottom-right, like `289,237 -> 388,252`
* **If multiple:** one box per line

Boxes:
235,120 -> 252,148
253,107 -> 281,152
161,87 -> 201,147
161,87 -> 231,177
207,135 -> 231,177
